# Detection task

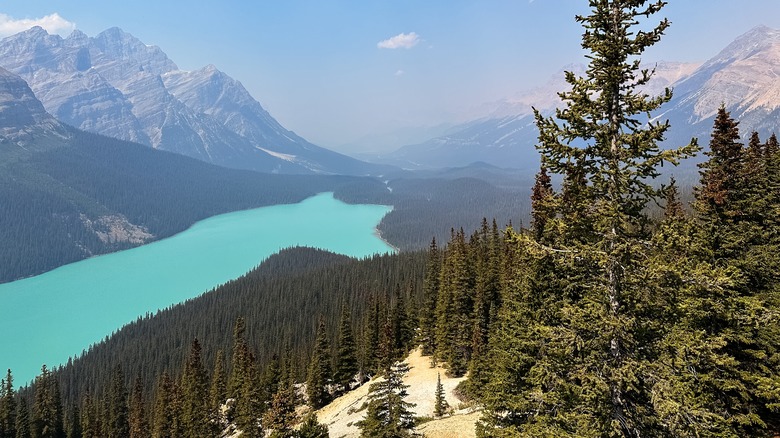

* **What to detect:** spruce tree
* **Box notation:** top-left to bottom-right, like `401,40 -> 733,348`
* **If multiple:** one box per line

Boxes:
151,372 -> 178,438
295,413 -> 328,438
180,339 -> 209,438
356,361 -> 415,438
653,108 -> 780,436
1,370 -> 16,438
15,399 -> 30,438
65,406 -> 81,438
128,378 -> 149,438
261,383 -> 296,438
208,349 -> 227,434
306,319 -> 332,409
106,366 -> 129,438
334,306 -> 359,392
419,238 -> 441,357
433,373 -> 449,418
32,365 -> 65,438
480,1 -> 698,436
78,392 -> 97,438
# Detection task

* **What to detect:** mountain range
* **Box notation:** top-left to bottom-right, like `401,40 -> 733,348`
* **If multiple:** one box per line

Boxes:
0,26 -> 386,175
381,25 -> 780,171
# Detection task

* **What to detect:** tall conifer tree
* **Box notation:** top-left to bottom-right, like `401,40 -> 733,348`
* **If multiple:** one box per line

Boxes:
480,1 -> 697,435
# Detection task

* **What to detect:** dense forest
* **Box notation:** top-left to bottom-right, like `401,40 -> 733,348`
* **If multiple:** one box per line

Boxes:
2,1 -> 779,437
1,128 -> 527,283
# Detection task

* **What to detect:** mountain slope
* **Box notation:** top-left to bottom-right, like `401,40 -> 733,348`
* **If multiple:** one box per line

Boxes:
385,26 -> 780,170
0,27 -> 385,175
0,67 -> 389,282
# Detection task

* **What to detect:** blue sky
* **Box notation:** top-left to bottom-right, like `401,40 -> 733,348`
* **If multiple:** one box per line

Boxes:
1,1 -> 780,151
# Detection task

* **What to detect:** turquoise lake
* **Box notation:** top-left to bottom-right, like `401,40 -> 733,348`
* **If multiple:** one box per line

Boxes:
0,192 -> 394,385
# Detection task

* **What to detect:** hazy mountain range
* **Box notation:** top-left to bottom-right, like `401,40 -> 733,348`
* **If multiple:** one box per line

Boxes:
0,26 -> 387,175
380,25 -> 780,171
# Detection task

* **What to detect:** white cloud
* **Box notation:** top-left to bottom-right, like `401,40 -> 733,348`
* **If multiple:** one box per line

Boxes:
377,32 -> 420,50
0,13 -> 76,38
395,70 -> 405,76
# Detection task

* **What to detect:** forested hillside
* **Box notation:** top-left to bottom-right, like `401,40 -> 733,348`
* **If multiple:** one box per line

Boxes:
1,126 -> 528,283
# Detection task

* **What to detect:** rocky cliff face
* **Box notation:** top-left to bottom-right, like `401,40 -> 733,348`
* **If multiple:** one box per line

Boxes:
0,27 -> 383,174
0,66 -> 69,146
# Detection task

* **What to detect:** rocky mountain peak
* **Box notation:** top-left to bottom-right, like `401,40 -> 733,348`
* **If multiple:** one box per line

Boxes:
0,67 -> 68,145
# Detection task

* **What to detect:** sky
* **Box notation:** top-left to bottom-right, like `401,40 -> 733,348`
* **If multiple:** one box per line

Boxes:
1,1 -> 780,152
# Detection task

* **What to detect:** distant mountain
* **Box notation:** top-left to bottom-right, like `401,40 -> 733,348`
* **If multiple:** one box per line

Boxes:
658,25 -> 780,151
382,61 -> 700,170
0,27 -> 386,175
384,26 -> 780,170
0,67 -> 392,282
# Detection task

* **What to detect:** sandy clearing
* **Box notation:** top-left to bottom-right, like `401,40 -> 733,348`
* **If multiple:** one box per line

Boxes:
315,347 -> 479,438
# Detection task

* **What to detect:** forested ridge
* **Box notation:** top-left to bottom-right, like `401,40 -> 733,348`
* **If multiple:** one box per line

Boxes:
1,128 -> 527,283
2,1 -> 779,437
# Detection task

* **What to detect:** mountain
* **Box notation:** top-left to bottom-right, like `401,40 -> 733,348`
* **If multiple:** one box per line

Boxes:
385,27 -> 780,170
0,26 -> 385,175
658,25 -> 780,151
0,67 -> 395,283
0,66 -> 69,147
382,61 -> 700,170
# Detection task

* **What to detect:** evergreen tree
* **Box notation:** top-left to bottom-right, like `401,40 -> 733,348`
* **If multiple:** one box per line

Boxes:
32,365 -> 64,438
356,361 -> 415,437
295,413 -> 328,438
261,383 -> 296,438
128,378 -> 149,438
65,406 -> 81,438
151,372 -> 178,438
235,354 -> 263,438
1,370 -> 16,438
434,229 -> 474,377
306,319 -> 333,409
334,306 -> 359,392
228,317 -> 249,400
78,392 -> 98,438
15,399 -> 30,438
106,366 -> 129,438
180,339 -> 209,438
663,177 -> 684,219
480,1 -> 698,436
208,349 -> 227,435
530,165 -> 555,242
433,373 -> 449,418
653,108 -> 780,436
419,238 -> 441,357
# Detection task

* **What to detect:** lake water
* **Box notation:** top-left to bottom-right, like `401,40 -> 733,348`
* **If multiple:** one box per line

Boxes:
0,192 -> 394,385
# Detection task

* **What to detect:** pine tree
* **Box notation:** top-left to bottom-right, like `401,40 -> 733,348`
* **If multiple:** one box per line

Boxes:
356,361 -> 415,437
419,238 -> 441,357
334,306 -> 359,392
235,354 -> 263,438
208,349 -> 227,435
261,383 -> 296,438
152,372 -> 178,438
1,370 -> 16,438
128,378 -> 149,438
15,399 -> 30,438
433,373 -> 449,418
306,319 -> 332,409
78,392 -> 98,438
295,413 -> 328,438
180,339 -> 209,438
32,365 -> 65,438
652,108 -> 780,436
65,406 -> 81,438
434,229 -> 474,377
228,317 -> 249,400
530,165 -> 555,242
480,1 -> 698,436
106,366 -> 129,438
